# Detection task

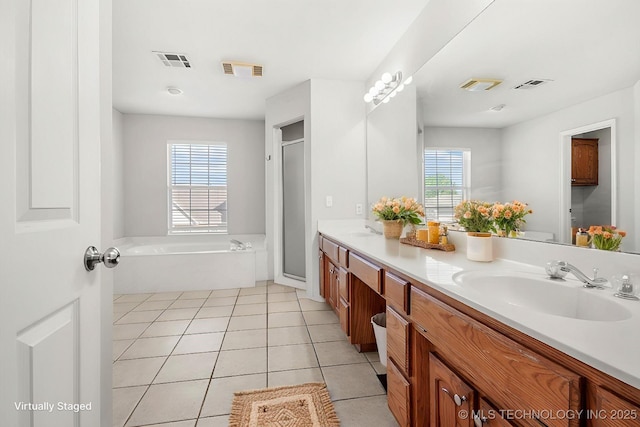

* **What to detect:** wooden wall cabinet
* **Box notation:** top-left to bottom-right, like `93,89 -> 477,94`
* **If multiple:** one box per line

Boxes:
571,138 -> 598,186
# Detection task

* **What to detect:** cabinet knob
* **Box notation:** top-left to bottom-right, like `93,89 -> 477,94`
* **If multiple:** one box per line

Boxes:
571,178 -> 576,182
474,414 -> 488,426
441,388 -> 467,406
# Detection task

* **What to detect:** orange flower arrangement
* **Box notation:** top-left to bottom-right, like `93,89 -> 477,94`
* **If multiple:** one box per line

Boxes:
588,225 -> 625,251
492,200 -> 533,237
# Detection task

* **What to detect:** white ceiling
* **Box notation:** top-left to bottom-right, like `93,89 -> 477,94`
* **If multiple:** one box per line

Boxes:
415,0 -> 640,128
112,0 -> 430,120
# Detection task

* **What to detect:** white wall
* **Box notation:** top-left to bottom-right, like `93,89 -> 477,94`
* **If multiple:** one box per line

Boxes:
123,114 -> 265,237
501,86 -> 636,244
423,127 -> 502,202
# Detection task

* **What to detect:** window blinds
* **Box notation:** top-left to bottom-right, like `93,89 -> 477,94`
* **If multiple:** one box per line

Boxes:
424,149 -> 469,222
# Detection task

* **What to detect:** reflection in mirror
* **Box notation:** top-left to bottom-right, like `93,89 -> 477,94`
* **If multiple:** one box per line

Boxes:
403,0 -> 640,253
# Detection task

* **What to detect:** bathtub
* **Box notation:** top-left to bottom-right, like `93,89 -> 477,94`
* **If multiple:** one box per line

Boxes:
113,234 -> 268,294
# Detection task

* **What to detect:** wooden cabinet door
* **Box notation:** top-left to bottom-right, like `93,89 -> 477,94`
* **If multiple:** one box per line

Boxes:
475,398 -> 517,427
571,138 -> 598,186
387,306 -> 410,376
592,387 -> 640,427
430,353 -> 475,427
388,359 -> 411,427
319,249 -> 325,298
338,298 -> 349,335
326,260 -> 338,310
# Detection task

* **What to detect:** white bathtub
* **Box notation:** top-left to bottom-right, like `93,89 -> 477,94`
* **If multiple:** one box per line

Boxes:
113,234 -> 268,294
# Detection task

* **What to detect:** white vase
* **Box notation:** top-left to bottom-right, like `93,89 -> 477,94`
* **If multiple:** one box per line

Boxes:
466,232 -> 493,262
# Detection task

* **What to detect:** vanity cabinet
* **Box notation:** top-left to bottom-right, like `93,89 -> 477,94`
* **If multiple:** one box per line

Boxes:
430,353 -> 475,427
591,387 -> 640,427
571,138 -> 598,186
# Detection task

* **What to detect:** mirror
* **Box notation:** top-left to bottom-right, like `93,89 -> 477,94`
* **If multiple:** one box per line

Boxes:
366,0 -> 640,253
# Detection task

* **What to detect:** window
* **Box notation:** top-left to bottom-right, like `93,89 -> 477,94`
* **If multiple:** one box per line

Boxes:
168,142 -> 228,233
423,149 -> 470,222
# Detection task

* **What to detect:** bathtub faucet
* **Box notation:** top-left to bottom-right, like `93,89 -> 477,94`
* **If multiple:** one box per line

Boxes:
230,239 -> 251,250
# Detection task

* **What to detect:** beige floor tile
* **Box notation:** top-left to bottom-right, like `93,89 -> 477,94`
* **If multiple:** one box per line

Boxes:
303,310 -> 339,325
256,280 -> 268,287
221,329 -> 267,350
209,289 -> 240,298
169,299 -> 206,309
154,352 -> 218,384
156,308 -> 199,321
212,348 -> 267,378
125,380 -> 208,426
113,294 -> 123,301
268,344 -> 319,372
227,314 -> 267,331
173,332 -> 225,354
179,290 -> 212,299
334,395 -> 398,426
267,284 -> 296,293
184,318 -> 230,334
114,302 -> 139,314
113,386 -> 146,427
267,368 -> 324,388
113,312 -> 128,324
200,374 -> 267,417
113,323 -> 151,341
119,336 -> 180,360
142,421 -> 196,427
236,294 -> 267,305
314,341 -> 367,366
268,312 -> 306,328
321,363 -> 385,401
140,320 -> 190,338
203,296 -> 237,307
147,291 -> 182,301
116,310 -> 164,325
370,360 -> 386,375
268,326 -> 311,346
132,300 -> 173,311
113,340 -> 135,362
299,298 -> 332,312
267,292 -> 298,302
232,303 -> 267,316
196,416 -> 229,427
307,323 -> 347,343
113,357 -> 166,388
364,351 -> 380,362
267,301 -> 300,313
195,306 -> 234,319
117,294 -> 153,303
296,289 -> 307,298
238,286 -> 267,296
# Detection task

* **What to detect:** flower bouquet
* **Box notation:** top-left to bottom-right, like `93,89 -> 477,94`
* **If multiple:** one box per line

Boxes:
372,196 -> 424,238
492,200 -> 532,237
588,225 -> 626,251
453,200 -> 495,233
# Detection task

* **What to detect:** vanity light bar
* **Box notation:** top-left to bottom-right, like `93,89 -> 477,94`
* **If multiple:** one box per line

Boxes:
363,71 -> 410,105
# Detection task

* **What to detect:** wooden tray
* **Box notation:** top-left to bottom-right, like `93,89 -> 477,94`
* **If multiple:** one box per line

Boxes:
399,236 -> 455,252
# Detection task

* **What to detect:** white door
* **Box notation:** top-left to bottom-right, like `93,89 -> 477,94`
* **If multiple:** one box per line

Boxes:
1,0 -> 109,426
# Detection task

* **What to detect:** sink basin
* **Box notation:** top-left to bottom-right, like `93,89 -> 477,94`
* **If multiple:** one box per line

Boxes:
452,271 -> 632,322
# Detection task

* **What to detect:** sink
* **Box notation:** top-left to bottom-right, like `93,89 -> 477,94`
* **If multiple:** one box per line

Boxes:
452,271 -> 632,322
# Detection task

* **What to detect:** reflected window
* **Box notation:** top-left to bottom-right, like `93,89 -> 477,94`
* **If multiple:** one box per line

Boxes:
168,142 -> 228,233
423,149 -> 470,222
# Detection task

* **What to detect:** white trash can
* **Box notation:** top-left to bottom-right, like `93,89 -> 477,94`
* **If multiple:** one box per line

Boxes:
371,313 -> 387,367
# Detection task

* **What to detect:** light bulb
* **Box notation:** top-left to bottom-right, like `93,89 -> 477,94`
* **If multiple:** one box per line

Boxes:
389,90 -> 397,98
375,80 -> 385,91
381,72 -> 392,84
404,76 -> 413,85
368,87 -> 378,96
382,97 -> 391,103
363,93 -> 373,103
396,84 -> 405,92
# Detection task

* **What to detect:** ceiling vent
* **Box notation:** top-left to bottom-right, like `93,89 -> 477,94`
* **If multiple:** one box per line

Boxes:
513,79 -> 552,90
221,61 -> 263,78
154,52 -> 191,68
460,78 -> 503,91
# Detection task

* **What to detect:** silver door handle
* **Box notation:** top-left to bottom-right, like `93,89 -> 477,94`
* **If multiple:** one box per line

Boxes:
84,246 -> 120,271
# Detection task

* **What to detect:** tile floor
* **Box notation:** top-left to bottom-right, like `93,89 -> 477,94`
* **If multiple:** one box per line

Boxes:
113,281 -> 399,427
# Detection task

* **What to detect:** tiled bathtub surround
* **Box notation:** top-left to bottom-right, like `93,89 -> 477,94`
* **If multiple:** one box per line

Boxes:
112,281 -> 399,427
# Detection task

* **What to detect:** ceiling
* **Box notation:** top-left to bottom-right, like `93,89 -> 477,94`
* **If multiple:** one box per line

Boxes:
415,0 -> 640,128
112,0 -> 430,120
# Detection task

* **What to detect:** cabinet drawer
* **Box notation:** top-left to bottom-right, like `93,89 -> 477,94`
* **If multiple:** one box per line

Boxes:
338,246 -> 349,268
339,298 -> 349,336
322,238 -> 340,263
385,272 -> 409,313
349,253 -> 382,294
388,359 -> 411,427
411,287 -> 581,427
338,267 -> 349,302
593,387 -> 640,427
387,306 -> 410,375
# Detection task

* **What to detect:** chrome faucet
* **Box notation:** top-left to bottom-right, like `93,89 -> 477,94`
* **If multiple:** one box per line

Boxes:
545,260 -> 608,288
365,224 -> 382,235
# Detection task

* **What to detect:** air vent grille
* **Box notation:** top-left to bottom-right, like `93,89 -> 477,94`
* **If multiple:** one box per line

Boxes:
513,79 -> 552,90
155,52 -> 191,68
221,61 -> 263,77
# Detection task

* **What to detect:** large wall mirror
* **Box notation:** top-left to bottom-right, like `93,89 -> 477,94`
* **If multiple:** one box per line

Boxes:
366,0 -> 640,254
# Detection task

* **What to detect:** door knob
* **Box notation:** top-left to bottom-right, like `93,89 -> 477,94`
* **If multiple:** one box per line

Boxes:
84,246 -> 120,271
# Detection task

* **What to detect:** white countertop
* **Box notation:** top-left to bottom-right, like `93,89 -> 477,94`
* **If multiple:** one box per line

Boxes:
318,219 -> 640,389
